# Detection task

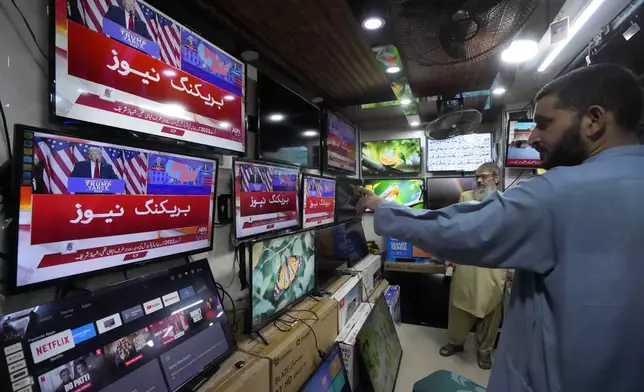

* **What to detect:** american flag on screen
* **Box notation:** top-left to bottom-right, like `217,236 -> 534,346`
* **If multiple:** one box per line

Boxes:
34,137 -> 148,195
76,0 -> 181,68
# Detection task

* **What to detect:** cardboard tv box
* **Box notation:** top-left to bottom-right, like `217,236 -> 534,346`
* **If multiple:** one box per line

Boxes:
336,302 -> 373,391
366,279 -> 389,303
322,275 -> 351,295
331,276 -> 362,331
198,350 -> 270,392
344,254 -> 383,299
238,298 -> 339,392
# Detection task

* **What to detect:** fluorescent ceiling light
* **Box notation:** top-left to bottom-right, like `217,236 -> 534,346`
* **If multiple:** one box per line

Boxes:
223,95 -> 235,101
538,0 -> 606,72
386,66 -> 401,74
302,130 -> 318,137
163,70 -> 177,77
268,113 -> 285,122
362,17 -> 385,31
501,40 -> 538,63
493,87 -> 506,95
400,98 -> 412,105
410,121 -> 420,127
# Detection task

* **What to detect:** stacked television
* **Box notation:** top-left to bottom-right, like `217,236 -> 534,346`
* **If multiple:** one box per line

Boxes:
2,0 -> 247,391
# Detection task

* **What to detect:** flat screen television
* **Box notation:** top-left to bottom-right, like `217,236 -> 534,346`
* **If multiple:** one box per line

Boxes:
506,120 -> 541,167
316,218 -> 368,286
0,259 -> 236,392
426,177 -> 477,210
326,112 -> 357,174
257,74 -> 321,169
9,124 -> 218,291
52,0 -> 245,152
335,178 -> 363,223
248,230 -> 316,332
426,133 -> 492,172
361,138 -> 421,175
233,159 -> 300,240
302,175 -> 336,229
300,343 -> 351,392
357,295 -> 402,392
363,179 -> 424,211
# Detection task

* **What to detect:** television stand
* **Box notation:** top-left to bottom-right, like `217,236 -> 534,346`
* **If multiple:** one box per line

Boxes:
256,330 -> 269,346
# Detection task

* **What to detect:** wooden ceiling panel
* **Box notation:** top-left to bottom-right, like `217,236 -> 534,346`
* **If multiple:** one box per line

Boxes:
212,0 -> 394,104
407,57 -> 498,98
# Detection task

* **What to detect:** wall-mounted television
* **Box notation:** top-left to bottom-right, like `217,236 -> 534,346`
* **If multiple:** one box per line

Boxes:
506,120 -> 541,167
363,179 -> 424,211
326,112 -> 357,174
257,74 -> 321,169
426,133 -> 492,172
361,138 -> 421,175
0,259 -> 236,392
233,159 -> 300,240
302,175 -> 336,229
426,177 -> 477,210
248,230 -> 316,332
335,178 -> 363,223
52,0 -> 245,153
9,124 -> 218,291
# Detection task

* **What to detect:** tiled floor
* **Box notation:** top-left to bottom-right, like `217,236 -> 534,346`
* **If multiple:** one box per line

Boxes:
394,323 -> 491,392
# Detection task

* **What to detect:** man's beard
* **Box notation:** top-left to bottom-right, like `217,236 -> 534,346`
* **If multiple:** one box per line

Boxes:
474,183 -> 498,201
540,118 -> 588,170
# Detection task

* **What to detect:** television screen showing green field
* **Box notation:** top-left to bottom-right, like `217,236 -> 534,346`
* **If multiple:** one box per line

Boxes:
361,138 -> 421,175
364,179 -> 424,210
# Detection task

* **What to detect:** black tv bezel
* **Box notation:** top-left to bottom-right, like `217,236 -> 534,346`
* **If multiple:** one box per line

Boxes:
0,259 -> 238,392
8,124 -> 220,294
297,343 -> 351,392
47,0 -> 248,158
361,137 -> 423,176
232,158 -> 302,241
256,73 -> 323,171
335,177 -> 363,223
301,173 -> 337,230
504,118 -> 541,168
246,229 -> 318,334
323,110 -> 358,175
425,176 -> 477,210
425,133 -> 493,173
362,177 -> 426,213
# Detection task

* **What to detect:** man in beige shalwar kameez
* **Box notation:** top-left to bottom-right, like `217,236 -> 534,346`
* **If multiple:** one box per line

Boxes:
439,163 -> 506,370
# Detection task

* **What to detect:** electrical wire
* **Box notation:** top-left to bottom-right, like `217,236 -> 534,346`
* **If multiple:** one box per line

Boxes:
505,169 -> 526,190
282,311 -> 325,358
10,0 -> 48,60
225,247 -> 238,289
0,101 -> 11,161
215,282 -> 238,333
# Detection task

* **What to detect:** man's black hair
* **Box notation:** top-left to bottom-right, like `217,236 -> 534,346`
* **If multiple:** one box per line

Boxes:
535,64 -> 643,131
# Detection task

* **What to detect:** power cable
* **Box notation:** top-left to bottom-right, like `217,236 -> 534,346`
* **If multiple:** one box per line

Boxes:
505,169 -> 526,190
10,0 -> 48,60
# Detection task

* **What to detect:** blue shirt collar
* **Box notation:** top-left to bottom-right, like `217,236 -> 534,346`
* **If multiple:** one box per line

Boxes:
584,144 -> 644,164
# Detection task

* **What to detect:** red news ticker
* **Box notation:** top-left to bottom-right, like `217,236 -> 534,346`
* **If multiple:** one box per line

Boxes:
37,233 -> 204,269
30,194 -> 211,245
238,191 -> 298,217
66,21 -> 243,133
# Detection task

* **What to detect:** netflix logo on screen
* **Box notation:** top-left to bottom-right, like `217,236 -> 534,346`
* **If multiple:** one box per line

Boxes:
30,330 -> 75,364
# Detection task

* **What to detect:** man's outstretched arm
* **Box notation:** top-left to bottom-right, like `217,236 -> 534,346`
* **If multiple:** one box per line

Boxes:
371,176 -> 556,273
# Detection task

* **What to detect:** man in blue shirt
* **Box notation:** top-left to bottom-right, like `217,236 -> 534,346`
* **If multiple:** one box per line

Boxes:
359,64 -> 644,391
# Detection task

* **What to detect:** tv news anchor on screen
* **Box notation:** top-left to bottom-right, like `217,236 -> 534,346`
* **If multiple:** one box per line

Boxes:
70,147 -> 119,179
104,0 -> 153,41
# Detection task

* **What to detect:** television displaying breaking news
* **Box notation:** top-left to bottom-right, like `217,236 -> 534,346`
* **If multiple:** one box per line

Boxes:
234,161 -> 300,239
302,176 -> 336,229
16,131 -> 216,287
53,0 -> 245,151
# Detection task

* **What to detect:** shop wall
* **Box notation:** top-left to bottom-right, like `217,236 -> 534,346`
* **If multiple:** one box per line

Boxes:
0,0 -> 250,314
